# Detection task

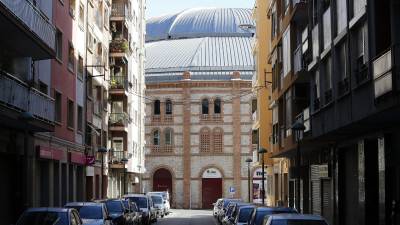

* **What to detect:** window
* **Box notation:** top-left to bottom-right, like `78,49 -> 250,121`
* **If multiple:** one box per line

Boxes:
153,130 -> 160,146
154,100 -> 160,115
324,57 -> 332,91
165,128 -> 173,145
68,43 -> 75,72
55,91 -> 62,123
200,128 -> 211,152
77,105 -> 83,132
213,128 -> 223,152
77,56 -> 83,79
104,6 -> 109,29
285,90 -> 292,131
338,43 -> 347,80
336,0 -> 347,35
202,99 -> 209,115
165,100 -> 172,115
67,99 -> 74,129
113,138 -> 123,152
214,98 -> 221,114
56,29 -> 63,61
69,0 -> 76,18
283,0 -> 290,15
283,26 -> 291,77
39,81 -> 48,95
87,31 -> 94,52
79,3 -> 84,28
351,0 -> 366,18
313,71 -> 321,110
252,99 -> 257,114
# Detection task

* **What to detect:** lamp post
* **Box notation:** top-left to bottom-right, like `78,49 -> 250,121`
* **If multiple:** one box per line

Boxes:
98,147 -> 108,199
291,121 -> 306,213
121,157 -> 129,195
245,158 -> 253,203
258,148 -> 267,205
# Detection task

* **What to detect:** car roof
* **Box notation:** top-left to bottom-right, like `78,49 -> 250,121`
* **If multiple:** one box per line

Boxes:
256,206 -> 296,211
124,194 -> 147,198
65,202 -> 103,207
239,205 -> 256,210
25,208 -> 71,213
269,214 -> 325,220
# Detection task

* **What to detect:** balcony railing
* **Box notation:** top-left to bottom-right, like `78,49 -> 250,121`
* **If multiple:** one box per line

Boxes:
109,112 -> 129,126
109,150 -> 128,163
294,45 -> 304,74
0,70 -> 54,123
109,76 -> 128,90
110,39 -> 130,54
373,48 -> 393,98
0,0 -> 56,51
111,2 -> 131,19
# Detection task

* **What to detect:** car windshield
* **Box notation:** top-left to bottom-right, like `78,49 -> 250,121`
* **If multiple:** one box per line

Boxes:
151,196 -> 163,204
106,201 -> 123,213
69,206 -> 103,219
271,220 -> 328,225
17,211 -> 68,225
128,197 -> 148,208
238,208 -> 253,222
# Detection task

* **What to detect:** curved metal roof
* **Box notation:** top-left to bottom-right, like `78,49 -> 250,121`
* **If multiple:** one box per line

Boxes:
146,8 -> 254,42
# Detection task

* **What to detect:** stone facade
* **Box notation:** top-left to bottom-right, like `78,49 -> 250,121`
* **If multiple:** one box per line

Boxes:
143,74 -> 254,208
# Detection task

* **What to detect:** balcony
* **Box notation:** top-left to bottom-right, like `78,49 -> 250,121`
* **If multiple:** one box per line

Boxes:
110,39 -> 130,58
111,2 -> 131,20
109,150 -> 129,169
200,113 -> 223,122
109,76 -> 128,91
0,0 -> 56,59
109,112 -> 130,131
373,48 -> 393,98
151,145 -> 174,153
0,70 -> 54,127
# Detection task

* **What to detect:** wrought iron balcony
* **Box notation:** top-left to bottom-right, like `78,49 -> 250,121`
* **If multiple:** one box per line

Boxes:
111,2 -> 132,20
0,0 -> 56,53
109,76 -> 128,90
0,70 -> 54,123
109,150 -> 129,164
110,39 -> 130,54
109,112 -> 129,126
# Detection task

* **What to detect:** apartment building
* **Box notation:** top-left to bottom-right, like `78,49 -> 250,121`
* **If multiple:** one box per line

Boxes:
268,0 -> 400,224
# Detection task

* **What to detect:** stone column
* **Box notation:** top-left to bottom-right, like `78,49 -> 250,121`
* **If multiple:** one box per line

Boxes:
232,71 -> 242,198
182,71 -> 191,208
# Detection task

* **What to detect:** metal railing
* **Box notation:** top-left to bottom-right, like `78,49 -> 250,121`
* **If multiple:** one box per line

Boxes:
109,150 -> 128,163
109,76 -> 128,90
0,70 -> 54,122
109,112 -> 129,126
0,0 -> 56,50
111,2 -> 131,19
110,39 -> 130,54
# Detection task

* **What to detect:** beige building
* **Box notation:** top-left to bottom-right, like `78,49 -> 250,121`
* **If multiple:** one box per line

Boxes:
143,8 -> 256,209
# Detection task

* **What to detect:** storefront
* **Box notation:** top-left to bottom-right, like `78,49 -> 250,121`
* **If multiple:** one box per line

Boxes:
253,167 -> 267,204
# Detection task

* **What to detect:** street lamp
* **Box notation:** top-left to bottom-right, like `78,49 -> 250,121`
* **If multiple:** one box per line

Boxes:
245,158 -> 253,203
121,157 -> 129,195
258,148 -> 267,205
291,121 -> 306,213
98,147 -> 108,199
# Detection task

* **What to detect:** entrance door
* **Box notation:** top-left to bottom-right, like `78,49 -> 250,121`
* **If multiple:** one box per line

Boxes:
153,168 -> 173,203
202,178 -> 222,209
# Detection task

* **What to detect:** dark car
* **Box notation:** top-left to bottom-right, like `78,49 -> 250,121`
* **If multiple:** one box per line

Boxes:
234,205 -> 255,225
218,199 -> 242,223
99,199 -> 128,225
65,202 -> 112,225
222,202 -> 252,225
122,199 -> 141,225
248,207 -> 298,225
124,194 -> 153,225
16,207 -> 82,225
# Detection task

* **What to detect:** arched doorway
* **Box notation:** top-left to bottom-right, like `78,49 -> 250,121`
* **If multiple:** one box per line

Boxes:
153,168 -> 173,204
202,168 -> 222,209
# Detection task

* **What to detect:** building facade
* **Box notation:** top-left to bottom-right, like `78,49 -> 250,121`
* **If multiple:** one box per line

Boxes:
143,8 -> 255,209
268,0 -> 400,224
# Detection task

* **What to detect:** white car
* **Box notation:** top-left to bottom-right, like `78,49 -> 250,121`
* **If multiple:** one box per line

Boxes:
147,191 -> 171,215
148,195 -> 166,218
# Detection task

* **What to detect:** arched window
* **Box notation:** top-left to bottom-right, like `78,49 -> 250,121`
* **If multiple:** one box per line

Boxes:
214,98 -> 221,114
165,99 -> 172,115
202,99 -> 209,115
200,128 -> 211,152
153,130 -> 160,145
213,128 -> 223,152
165,128 -> 173,145
154,100 -> 161,115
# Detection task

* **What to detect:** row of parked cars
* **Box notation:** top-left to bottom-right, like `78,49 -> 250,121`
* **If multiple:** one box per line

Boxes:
213,198 -> 329,225
14,192 -> 171,225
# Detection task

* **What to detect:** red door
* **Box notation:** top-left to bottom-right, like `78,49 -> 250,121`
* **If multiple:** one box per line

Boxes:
153,169 -> 173,203
202,178 -> 222,209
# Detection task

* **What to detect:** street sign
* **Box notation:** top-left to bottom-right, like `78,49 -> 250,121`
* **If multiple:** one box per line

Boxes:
229,186 -> 236,194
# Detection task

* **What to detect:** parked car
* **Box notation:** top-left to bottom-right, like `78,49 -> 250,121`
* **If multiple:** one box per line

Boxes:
233,205 -> 256,225
217,199 -> 242,223
148,195 -> 166,218
129,202 -> 142,225
221,202 -> 238,225
99,199 -> 128,225
16,207 -> 82,225
124,194 -> 155,225
65,202 -> 113,225
263,214 -> 329,225
222,202 -> 252,225
213,198 -> 224,218
147,196 -> 158,222
147,191 -> 170,215
122,199 -> 140,225
248,207 -> 298,225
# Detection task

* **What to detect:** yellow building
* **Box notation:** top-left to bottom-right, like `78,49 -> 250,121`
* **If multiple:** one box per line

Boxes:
252,0 -> 289,207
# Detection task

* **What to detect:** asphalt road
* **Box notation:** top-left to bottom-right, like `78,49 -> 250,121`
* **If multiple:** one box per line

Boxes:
154,209 -> 217,225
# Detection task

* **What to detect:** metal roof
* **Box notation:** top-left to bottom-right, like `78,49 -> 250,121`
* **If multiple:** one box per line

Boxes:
146,8 -> 254,42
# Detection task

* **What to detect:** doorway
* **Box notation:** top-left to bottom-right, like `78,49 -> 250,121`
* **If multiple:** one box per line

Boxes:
153,168 -> 173,204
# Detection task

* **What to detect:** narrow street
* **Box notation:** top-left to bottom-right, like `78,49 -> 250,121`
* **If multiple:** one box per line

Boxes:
155,209 -> 216,225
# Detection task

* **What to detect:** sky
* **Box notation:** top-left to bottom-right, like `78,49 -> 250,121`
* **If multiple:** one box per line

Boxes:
146,0 -> 255,18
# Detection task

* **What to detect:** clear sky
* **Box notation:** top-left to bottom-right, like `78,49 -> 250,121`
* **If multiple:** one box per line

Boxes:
146,0 -> 255,18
